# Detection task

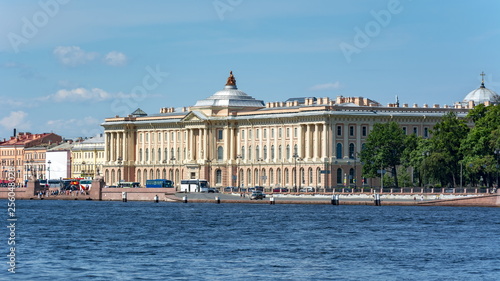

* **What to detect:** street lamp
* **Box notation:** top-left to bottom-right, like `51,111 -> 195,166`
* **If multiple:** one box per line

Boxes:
117,156 -> 123,186
494,149 -> 500,190
47,160 -> 51,181
257,158 -> 264,187
236,154 -> 242,189
293,153 -> 302,192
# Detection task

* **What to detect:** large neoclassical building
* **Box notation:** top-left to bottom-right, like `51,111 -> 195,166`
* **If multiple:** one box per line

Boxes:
101,72 -> 498,190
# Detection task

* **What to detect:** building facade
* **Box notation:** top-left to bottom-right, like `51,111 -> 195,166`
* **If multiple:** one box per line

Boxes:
71,134 -> 105,179
0,132 -> 62,185
101,72 -> 498,190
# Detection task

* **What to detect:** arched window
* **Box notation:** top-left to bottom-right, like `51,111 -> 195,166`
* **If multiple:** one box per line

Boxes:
308,168 -> 313,184
300,168 -> 305,185
247,169 -> 251,186
349,168 -> 355,184
269,168 -> 274,184
349,143 -> 355,159
294,144 -> 298,155
241,146 -> 245,160
254,169 -> 259,185
216,169 -> 222,184
156,169 -> 160,179
158,148 -> 161,162
150,169 -> 153,180
144,169 -> 148,181
286,145 -> 290,159
171,148 -> 174,160
284,168 -> 289,185
238,169 -> 243,187
262,169 -> 266,184
105,170 -> 109,184
151,148 -> 155,161
317,167 -> 322,184
337,168 -> 343,184
217,146 -> 223,160
336,143 -> 342,159
263,145 -> 268,160
145,148 -> 149,161
164,148 -> 168,161
139,149 -> 143,162
137,170 -> 142,186
277,168 -> 282,185
162,169 -> 166,179
256,145 -> 260,160
278,145 -> 282,160
248,146 -> 252,160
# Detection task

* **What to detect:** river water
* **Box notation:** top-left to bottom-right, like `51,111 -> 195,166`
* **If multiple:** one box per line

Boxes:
3,200 -> 499,280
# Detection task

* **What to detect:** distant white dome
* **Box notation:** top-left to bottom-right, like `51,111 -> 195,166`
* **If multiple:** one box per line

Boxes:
193,71 -> 265,108
462,73 -> 499,104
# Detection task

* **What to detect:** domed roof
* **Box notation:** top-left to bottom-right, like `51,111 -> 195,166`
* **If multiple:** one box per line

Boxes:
193,71 -> 265,108
463,72 -> 499,104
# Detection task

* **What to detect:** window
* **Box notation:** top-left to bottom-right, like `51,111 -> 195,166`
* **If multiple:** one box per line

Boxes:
349,143 -> 355,159
278,128 -> 282,138
294,144 -> 298,155
241,129 -> 245,140
264,129 -> 267,139
158,148 -> 161,161
349,126 -> 354,136
285,168 -> 289,184
165,132 -> 168,141
270,169 -> 274,184
248,146 -> 252,160
256,129 -> 260,139
164,148 -> 168,161
286,128 -> 290,138
277,168 -> 282,185
403,127 -> 407,135
139,149 -> 143,161
413,127 -> 418,135
349,168 -> 355,184
263,145 -> 268,160
337,168 -> 343,184
286,145 -> 290,159
337,126 -> 342,136
158,132 -> 161,142
145,148 -> 149,161
271,128 -> 275,138
317,167 -> 322,184
146,133 -> 149,142
362,126 -> 367,137
271,145 -> 275,160
278,145 -> 282,160
256,145 -> 260,159
241,146 -> 245,160
216,169 -> 222,184
171,148 -> 174,160
294,127 -> 298,138
217,146 -> 223,160
218,129 -> 223,140
424,128 -> 429,138
336,143 -> 343,159
249,129 -> 252,139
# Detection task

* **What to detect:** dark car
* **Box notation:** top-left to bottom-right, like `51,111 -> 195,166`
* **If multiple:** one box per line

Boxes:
272,188 -> 289,193
208,188 -> 219,193
250,191 -> 266,200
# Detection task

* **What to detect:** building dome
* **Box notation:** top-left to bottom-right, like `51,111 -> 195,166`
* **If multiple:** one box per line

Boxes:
462,72 -> 499,104
193,71 -> 265,108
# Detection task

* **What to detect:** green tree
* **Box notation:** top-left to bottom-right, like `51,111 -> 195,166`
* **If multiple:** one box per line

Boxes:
428,112 -> 469,187
360,122 -> 406,188
461,104 -> 500,187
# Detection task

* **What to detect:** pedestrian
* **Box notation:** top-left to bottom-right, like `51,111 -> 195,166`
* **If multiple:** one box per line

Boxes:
420,195 -> 424,201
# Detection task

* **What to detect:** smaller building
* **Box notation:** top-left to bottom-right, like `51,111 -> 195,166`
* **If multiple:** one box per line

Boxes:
71,134 -> 105,179
46,141 -> 74,181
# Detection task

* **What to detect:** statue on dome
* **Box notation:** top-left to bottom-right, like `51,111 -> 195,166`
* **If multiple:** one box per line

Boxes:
226,71 -> 236,86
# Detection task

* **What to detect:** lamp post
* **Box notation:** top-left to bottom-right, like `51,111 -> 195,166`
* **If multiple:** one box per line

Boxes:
236,154 -> 242,189
117,156 -> 123,187
293,153 -> 302,193
494,149 -> 500,189
47,160 -> 51,181
81,161 -> 86,178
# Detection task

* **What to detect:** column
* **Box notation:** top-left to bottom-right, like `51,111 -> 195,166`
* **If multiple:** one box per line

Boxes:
230,127 -> 235,160
321,124 -> 327,159
314,124 -> 319,160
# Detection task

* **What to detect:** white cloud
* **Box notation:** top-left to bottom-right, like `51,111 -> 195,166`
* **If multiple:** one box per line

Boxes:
309,82 -> 341,91
53,46 -> 99,66
0,111 -> 30,130
104,51 -> 127,66
46,116 -> 101,137
42,87 -> 136,102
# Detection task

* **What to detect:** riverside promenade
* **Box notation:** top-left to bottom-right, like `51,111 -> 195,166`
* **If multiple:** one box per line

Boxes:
1,179 -> 499,207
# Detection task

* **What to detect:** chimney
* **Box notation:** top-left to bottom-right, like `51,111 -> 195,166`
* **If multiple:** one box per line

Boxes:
13,128 -> 16,137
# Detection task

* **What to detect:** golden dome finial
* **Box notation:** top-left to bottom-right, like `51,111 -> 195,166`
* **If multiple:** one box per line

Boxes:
226,71 -> 236,86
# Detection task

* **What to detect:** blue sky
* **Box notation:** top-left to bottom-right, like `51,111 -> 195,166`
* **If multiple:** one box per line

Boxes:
0,0 -> 499,139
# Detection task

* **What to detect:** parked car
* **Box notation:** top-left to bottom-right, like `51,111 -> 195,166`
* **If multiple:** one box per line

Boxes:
254,186 -> 264,192
250,191 -> 266,200
208,188 -> 219,193
272,188 -> 289,193
224,186 -> 238,192
300,187 -> 315,192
